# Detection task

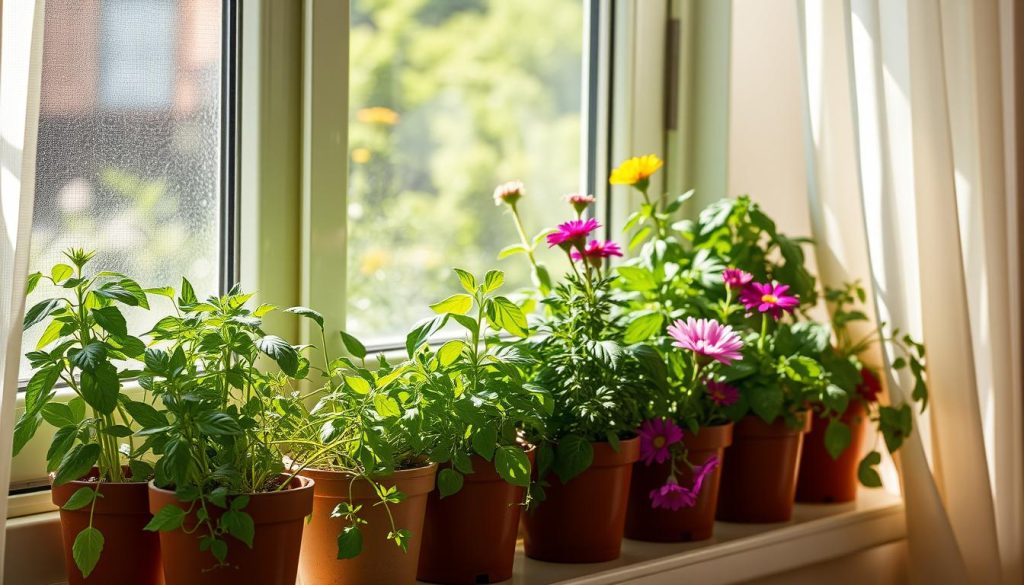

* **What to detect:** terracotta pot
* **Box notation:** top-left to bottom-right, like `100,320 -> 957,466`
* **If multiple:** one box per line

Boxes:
298,464 -> 437,585
51,468 -> 161,585
716,413 -> 811,523
418,449 -> 535,584
625,423 -> 733,542
148,475 -> 313,585
796,401 -> 868,503
523,437 -> 640,563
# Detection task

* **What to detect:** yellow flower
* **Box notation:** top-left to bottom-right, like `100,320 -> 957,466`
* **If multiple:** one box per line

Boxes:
357,106 -> 400,126
360,248 -> 391,274
609,154 -> 663,186
351,148 -> 372,164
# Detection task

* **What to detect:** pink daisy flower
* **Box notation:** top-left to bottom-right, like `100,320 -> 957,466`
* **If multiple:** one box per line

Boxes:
546,218 -> 600,249
722,268 -> 753,289
493,180 -> 524,206
739,281 -> 800,320
705,380 -> 740,406
638,418 -> 684,466
570,239 -> 623,266
649,478 -> 696,510
565,193 -> 597,214
667,317 -> 744,365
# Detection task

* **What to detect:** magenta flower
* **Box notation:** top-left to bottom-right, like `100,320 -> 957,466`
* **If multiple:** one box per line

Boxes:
546,218 -> 600,249
570,239 -> 623,266
705,380 -> 739,406
667,317 -> 744,365
649,478 -> 696,510
722,268 -> 753,289
493,180 -> 524,206
647,456 -> 720,511
739,281 -> 800,319
638,418 -> 683,466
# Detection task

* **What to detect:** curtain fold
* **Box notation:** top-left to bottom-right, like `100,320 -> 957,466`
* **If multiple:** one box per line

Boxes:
797,0 -> 1017,582
0,0 -> 45,576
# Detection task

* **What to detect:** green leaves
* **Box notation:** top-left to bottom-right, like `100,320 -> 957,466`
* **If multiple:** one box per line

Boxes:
195,412 -> 242,436
436,340 -> 464,367
373,394 -> 402,418
144,504 -> 186,532
285,306 -> 324,330
406,315 -> 448,358
91,306 -> 127,337
623,312 -> 663,344
337,525 -> 363,559
430,294 -> 473,315
437,468 -> 464,498
486,296 -> 528,337
471,426 -> 497,460
553,435 -> 593,484
482,270 -> 504,293
71,342 -> 108,372
221,510 -> 255,548
62,487 -> 99,511
454,268 -> 477,292
858,451 -> 883,488
256,335 -> 299,377
23,298 -> 64,330
79,362 -> 119,415
494,446 -> 531,487
53,443 -> 100,486
749,384 -> 784,423
340,330 -> 367,359
824,419 -> 851,460
72,527 -> 104,578
616,266 -> 657,291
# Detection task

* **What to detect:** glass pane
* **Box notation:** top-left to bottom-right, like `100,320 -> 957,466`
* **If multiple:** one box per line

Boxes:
346,0 -> 585,344
24,0 -> 224,374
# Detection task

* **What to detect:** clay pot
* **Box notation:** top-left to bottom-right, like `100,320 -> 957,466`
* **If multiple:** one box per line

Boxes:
716,413 -> 811,523
625,423 -> 733,542
51,468 -> 161,585
298,464 -> 437,585
796,400 -> 868,503
148,475 -> 313,585
523,437 -> 640,563
418,449 -> 535,584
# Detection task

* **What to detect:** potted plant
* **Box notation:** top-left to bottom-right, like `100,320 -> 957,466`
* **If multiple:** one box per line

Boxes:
137,282 -> 314,585
608,156 -> 738,542
497,182 -> 657,563
280,310 -> 436,585
414,268 -> 544,585
796,281 -> 929,503
15,249 -> 161,583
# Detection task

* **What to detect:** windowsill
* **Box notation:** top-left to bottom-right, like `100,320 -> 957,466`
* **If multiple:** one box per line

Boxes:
6,489 -> 904,585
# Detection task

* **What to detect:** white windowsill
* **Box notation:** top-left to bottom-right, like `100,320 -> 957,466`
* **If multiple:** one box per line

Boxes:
6,489 -> 904,585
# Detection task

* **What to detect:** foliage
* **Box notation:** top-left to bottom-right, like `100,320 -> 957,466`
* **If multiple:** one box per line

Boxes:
17,249 -> 155,577
137,282 -> 304,567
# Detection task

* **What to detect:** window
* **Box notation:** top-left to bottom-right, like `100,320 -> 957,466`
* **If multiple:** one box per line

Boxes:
345,0 -> 588,345
22,0 -> 233,376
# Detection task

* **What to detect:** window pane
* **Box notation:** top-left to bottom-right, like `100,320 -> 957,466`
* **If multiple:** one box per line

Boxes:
346,0 -> 585,343
24,0 -> 225,374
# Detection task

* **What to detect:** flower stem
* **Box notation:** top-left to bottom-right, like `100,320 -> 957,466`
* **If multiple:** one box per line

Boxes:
759,314 -> 768,353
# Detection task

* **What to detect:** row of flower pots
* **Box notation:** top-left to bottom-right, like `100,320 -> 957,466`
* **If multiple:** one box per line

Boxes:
20,157 -> 926,585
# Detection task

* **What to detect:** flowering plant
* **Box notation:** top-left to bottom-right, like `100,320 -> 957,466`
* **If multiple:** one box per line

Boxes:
496,182 -> 661,494
822,281 -> 929,486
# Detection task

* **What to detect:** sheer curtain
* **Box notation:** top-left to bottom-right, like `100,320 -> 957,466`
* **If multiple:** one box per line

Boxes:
797,0 -> 1020,583
0,0 -> 45,576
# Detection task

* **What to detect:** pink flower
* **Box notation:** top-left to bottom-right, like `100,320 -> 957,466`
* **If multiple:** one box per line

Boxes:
493,181 -> 524,206
565,193 -> 597,214
638,418 -> 683,466
648,456 -> 720,511
722,268 -> 753,289
705,380 -> 739,406
667,317 -> 744,365
739,281 -> 800,319
546,218 -> 600,249
650,477 -> 696,510
570,239 -> 623,266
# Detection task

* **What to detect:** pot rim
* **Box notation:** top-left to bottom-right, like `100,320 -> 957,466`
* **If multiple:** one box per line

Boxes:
681,421 -> 735,450
147,473 -> 314,497
735,411 -> 812,438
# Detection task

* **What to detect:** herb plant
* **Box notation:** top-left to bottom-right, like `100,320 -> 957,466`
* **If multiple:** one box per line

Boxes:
16,249 -> 154,577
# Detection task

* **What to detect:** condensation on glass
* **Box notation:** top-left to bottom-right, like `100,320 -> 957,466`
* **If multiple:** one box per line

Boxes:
346,0 -> 585,344
23,0 -> 223,374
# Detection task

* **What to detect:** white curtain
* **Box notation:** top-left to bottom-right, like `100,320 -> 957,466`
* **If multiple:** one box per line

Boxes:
0,0 -> 45,576
797,0 -> 1020,583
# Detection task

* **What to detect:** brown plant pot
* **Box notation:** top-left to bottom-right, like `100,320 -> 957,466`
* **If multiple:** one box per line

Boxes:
523,437 -> 640,563
796,401 -> 868,503
148,475 -> 313,585
298,463 -> 437,585
51,468 -> 162,585
418,448 -> 535,584
716,413 -> 811,523
624,423 -> 733,542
